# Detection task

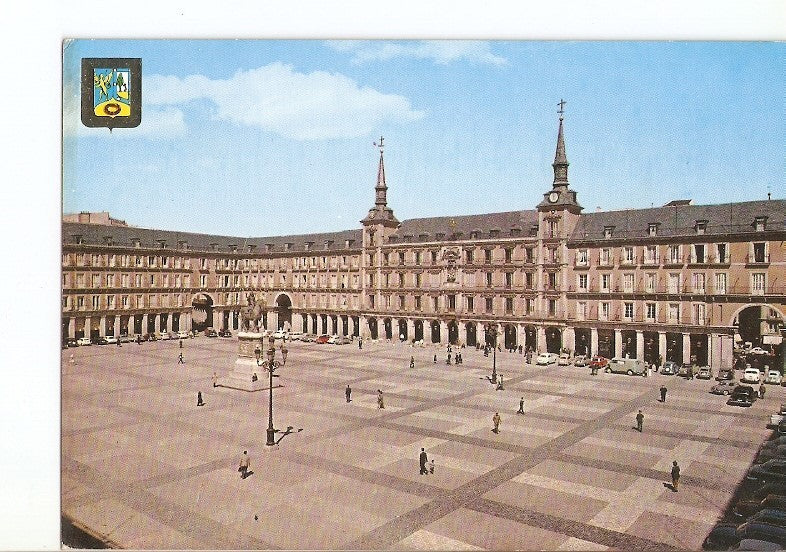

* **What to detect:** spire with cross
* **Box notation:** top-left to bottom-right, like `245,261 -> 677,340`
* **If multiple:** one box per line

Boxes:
557,99 -> 566,119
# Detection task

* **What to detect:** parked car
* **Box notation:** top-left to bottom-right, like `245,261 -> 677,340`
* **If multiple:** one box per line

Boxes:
660,361 -> 680,375
300,334 -> 315,342
536,352 -> 559,365
703,523 -> 742,550
573,354 -> 588,367
743,368 -> 762,384
589,356 -> 609,370
606,357 -> 647,376
159,332 -> 170,340
315,334 -> 330,344
703,521 -> 786,550
697,366 -> 713,380
728,385 -> 757,407
119,333 -> 131,343
678,364 -> 696,378
218,329 -> 232,337
770,405 -> 786,428
177,330 -> 190,339
750,347 -> 769,355
711,380 -> 738,395
735,494 -> 786,518
204,328 -> 218,337
96,336 -> 109,345
735,521 -> 786,548
747,460 -> 786,486
64,337 -> 78,348
288,332 -> 303,341
557,353 -> 572,366
334,336 -> 349,345
756,446 -> 786,465
766,370 -> 783,385
717,368 -> 735,381
273,330 -> 287,339
77,336 -> 92,346
105,335 -> 118,344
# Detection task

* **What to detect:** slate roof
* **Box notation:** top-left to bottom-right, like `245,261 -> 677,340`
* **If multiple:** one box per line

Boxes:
393,211 -> 540,242
569,199 -> 786,242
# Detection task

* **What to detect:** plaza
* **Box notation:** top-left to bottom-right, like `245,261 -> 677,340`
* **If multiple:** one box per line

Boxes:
62,336 -> 777,550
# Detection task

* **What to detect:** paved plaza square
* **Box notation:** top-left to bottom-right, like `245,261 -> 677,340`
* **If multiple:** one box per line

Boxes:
62,337 -> 778,550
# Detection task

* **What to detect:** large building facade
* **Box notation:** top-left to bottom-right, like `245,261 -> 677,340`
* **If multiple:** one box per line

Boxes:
62,114 -> 785,369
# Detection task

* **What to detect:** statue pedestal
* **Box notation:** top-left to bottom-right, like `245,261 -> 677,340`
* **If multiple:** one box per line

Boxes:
217,331 -> 268,392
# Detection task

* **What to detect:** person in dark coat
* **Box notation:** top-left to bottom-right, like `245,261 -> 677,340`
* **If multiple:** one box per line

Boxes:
419,448 -> 428,475
636,410 -> 644,432
197,391 -> 204,406
517,397 -> 525,414
410,356 -> 415,369
671,460 -> 680,491
178,352 -> 184,364
345,384 -> 352,402
660,385 -> 667,402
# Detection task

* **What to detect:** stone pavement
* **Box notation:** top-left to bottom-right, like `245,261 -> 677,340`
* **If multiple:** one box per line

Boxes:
62,338 -> 776,550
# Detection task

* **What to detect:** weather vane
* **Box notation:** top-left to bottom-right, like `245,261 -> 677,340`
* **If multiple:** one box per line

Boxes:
373,136 -> 384,152
558,99 -> 566,119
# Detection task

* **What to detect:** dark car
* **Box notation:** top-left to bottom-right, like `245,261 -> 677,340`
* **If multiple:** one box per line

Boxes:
218,329 -> 232,338
716,368 -> 735,381
728,385 -> 757,407
64,337 -> 78,348
315,334 -> 330,344
741,482 -> 786,503
710,380 -> 738,395
96,336 -> 109,345
702,523 -> 740,550
204,328 -> 218,337
736,521 -> 786,547
757,445 -> 786,464
661,361 -> 680,375
735,494 -> 786,518
697,366 -> 713,380
748,509 -> 786,529
747,460 -> 786,486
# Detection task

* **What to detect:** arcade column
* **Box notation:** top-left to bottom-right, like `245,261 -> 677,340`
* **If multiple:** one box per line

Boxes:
636,330 -> 644,360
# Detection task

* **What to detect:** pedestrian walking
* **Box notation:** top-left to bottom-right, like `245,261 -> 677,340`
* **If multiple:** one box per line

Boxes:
239,450 -> 250,479
433,354 -> 437,364
760,383 -> 767,399
377,389 -> 385,409
492,412 -> 501,433
419,448 -> 428,475
496,374 -> 504,390
410,355 -> 415,369
660,385 -> 667,402
636,409 -> 644,432
345,384 -> 352,403
116,338 -> 121,347
429,459 -> 435,474
358,337 -> 363,350
178,352 -> 184,364
212,372 -> 218,387
671,460 -> 680,491
179,339 -> 183,348
197,391 -> 204,406
517,397 -> 525,414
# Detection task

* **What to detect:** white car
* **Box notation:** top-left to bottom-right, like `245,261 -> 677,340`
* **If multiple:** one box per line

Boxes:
177,330 -> 190,339
557,353 -> 572,366
77,337 -> 92,346
288,332 -> 303,341
766,370 -> 783,385
536,352 -> 559,365
273,330 -> 287,339
742,367 -> 761,384
749,347 -> 768,355
104,335 -> 118,344
327,335 -> 338,344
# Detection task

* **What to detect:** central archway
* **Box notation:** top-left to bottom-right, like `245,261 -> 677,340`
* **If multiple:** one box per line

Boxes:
191,293 -> 214,333
275,294 -> 292,331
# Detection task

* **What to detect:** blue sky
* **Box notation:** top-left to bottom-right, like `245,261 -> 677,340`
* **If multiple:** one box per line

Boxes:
63,40 -> 786,237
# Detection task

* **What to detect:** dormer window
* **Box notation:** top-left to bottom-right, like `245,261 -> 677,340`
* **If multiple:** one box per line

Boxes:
228,244 -> 237,253
157,240 -> 167,249
489,228 -> 501,238
510,226 -> 522,237
132,238 -> 141,248
753,216 -> 768,232
694,220 -> 708,235
470,229 -> 482,239
648,223 -> 659,237
265,243 -> 274,252
103,235 -> 113,246
436,232 -> 445,241
345,239 -> 354,248
72,234 -> 83,245
403,234 -> 413,243
323,240 -> 332,250
304,241 -> 313,251
419,233 -> 429,241
179,240 -> 188,250
603,226 -> 615,239
247,244 -> 256,253
210,243 -> 219,252
285,242 -> 293,251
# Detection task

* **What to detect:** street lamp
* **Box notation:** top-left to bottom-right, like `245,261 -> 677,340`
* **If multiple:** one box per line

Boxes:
257,335 -> 287,446
485,323 -> 499,384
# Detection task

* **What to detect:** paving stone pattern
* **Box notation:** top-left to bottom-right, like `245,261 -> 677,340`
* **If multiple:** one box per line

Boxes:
62,338 -> 774,550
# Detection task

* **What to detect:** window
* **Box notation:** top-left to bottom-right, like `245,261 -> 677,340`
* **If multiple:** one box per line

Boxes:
578,274 -> 588,291
505,272 -> 513,288
77,296 -> 85,309
668,273 -> 680,293
693,303 -> 706,325
668,303 -> 680,323
200,274 -> 207,287
645,273 -> 656,293
547,273 -> 557,290
716,243 -> 727,263
624,302 -> 634,320
399,295 -> 405,309
399,251 -> 405,265
432,296 -> 439,311
484,249 -> 492,264
577,301 -> 587,320
577,249 -> 588,266
623,273 -> 634,292
149,274 -> 155,287
465,249 -> 473,264
466,296 -> 474,312
548,299 -> 557,316
622,247 -> 635,264
645,245 -> 658,264
368,295 -> 375,308
525,248 -> 534,263
525,272 -> 534,289
485,297 -> 493,313
600,248 -> 611,265
715,273 -> 727,295
648,223 -> 658,236
603,226 -> 614,239
752,273 -> 766,295
753,243 -> 767,263
601,273 -> 611,292
415,296 -> 421,310
486,272 -> 493,287
525,298 -> 533,314
91,295 -> 100,309
448,295 -> 456,311
134,274 -> 142,288
668,245 -> 681,264
692,273 -> 705,293
91,274 -> 100,288
62,296 -> 68,309
76,274 -> 84,288
431,251 -> 438,264
505,248 -> 513,263
121,295 -> 129,309
415,251 -> 422,265
415,273 -> 422,287
646,303 -> 656,321
693,244 -> 705,263
505,297 -> 513,313
599,302 -> 609,321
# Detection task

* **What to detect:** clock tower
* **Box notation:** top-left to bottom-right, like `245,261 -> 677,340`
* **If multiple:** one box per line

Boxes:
537,100 -> 583,215
361,136 -> 400,245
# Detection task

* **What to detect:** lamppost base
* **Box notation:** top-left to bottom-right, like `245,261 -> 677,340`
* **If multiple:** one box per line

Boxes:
266,427 -> 276,446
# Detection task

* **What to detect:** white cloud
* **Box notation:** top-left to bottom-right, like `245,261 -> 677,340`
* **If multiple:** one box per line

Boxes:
144,62 -> 424,140
326,40 -> 508,66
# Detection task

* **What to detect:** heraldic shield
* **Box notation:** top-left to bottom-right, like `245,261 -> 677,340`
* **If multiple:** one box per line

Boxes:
81,58 -> 141,129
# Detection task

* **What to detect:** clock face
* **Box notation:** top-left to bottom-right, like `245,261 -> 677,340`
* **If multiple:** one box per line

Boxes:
369,211 -> 376,219
549,192 -> 559,203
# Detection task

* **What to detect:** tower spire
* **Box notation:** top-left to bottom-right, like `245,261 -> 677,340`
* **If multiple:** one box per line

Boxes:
552,100 -> 569,187
361,136 -> 399,228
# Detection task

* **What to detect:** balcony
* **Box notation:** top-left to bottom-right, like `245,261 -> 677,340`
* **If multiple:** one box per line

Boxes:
619,256 -> 637,267
746,254 -> 771,266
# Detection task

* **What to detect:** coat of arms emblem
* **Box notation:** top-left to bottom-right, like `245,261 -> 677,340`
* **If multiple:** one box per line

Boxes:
81,58 -> 142,130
